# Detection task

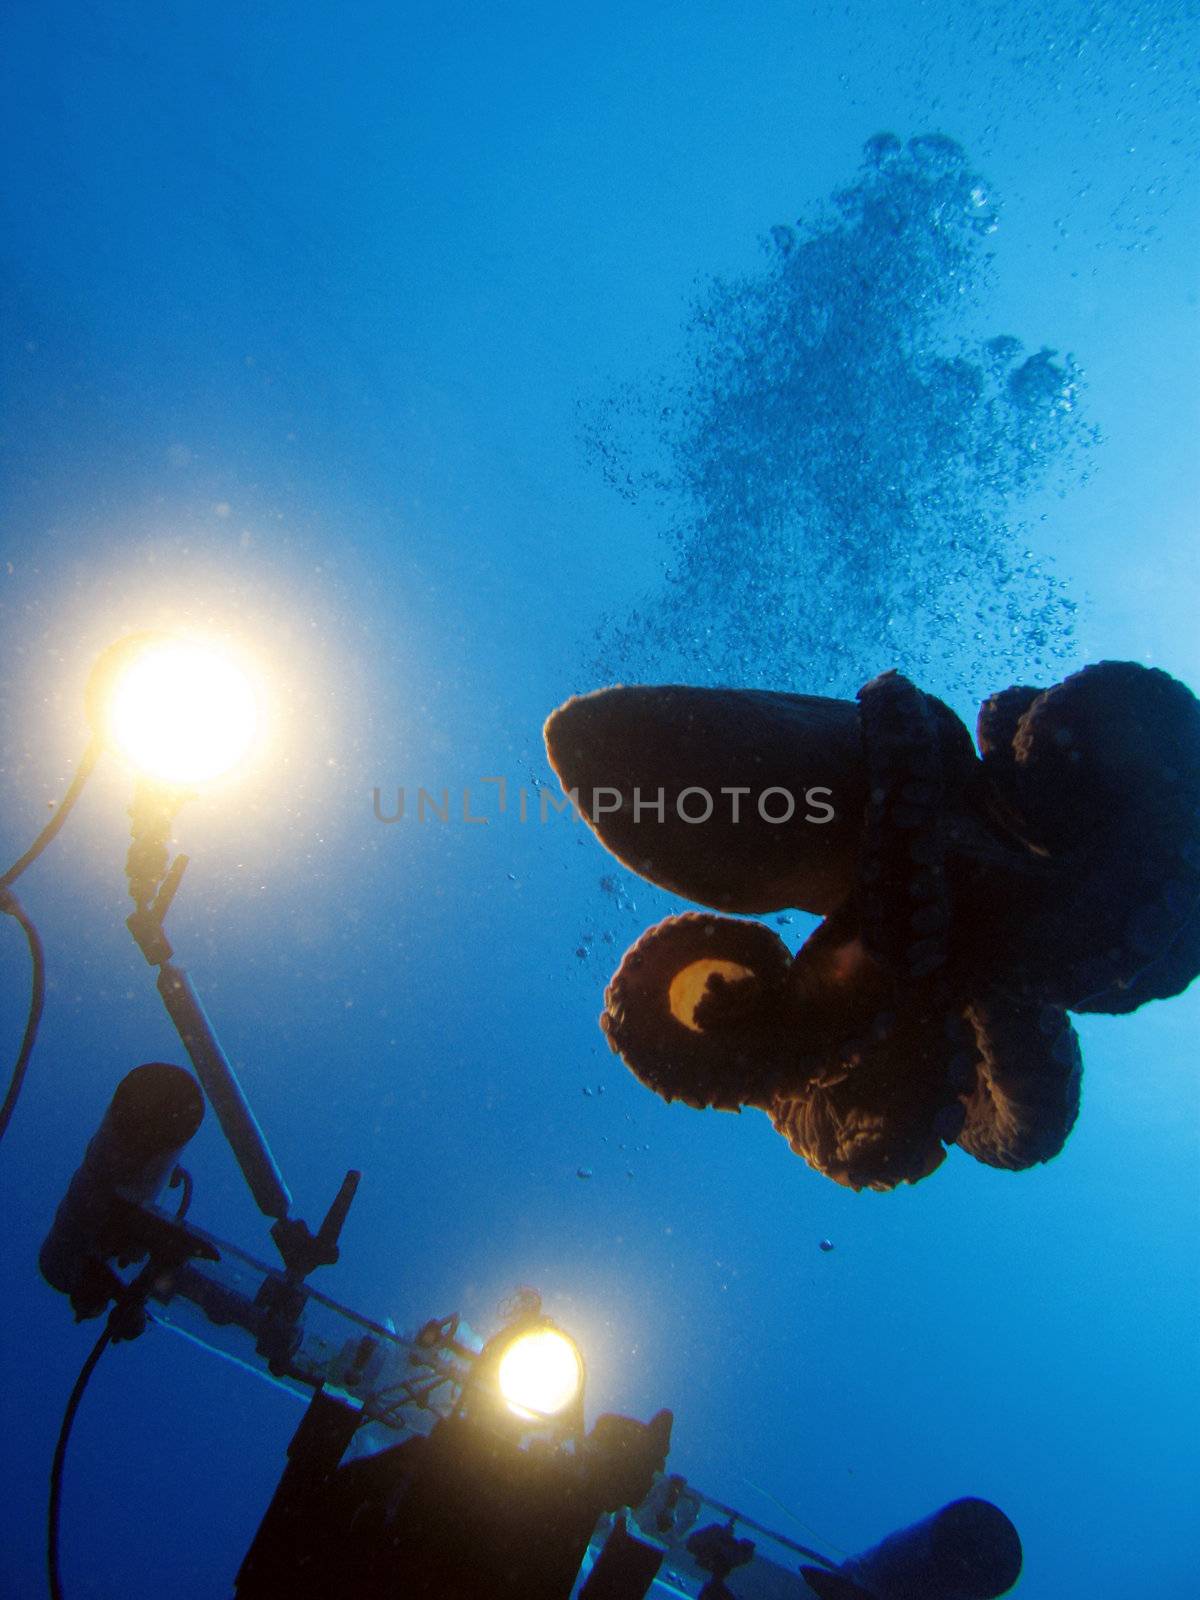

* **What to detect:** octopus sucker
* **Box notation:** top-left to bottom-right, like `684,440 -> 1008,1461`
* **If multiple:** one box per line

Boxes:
546,659 -> 1200,1191
601,912 -> 796,1112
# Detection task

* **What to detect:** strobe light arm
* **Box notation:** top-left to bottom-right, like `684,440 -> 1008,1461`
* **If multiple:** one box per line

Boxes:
154,961 -> 291,1222
124,793 -> 357,1277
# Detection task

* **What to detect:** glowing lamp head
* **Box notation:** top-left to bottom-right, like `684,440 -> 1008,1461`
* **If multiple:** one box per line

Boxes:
496,1325 -> 584,1421
88,634 -> 260,786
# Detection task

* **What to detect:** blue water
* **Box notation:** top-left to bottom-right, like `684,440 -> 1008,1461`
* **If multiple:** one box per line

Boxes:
1,3 -> 1197,1596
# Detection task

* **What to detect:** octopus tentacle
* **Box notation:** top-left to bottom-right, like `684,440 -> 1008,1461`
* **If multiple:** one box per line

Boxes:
1008,661 -> 1200,853
770,990 -> 974,1191
601,913 -> 796,1110
976,684 -> 1042,760
957,998 -> 1081,1170
968,660 -> 1200,1007
856,670 -> 977,978
1074,893 -> 1200,1013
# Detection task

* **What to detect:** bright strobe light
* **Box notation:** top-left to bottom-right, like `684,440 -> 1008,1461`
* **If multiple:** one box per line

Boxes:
96,636 -> 260,786
496,1326 -> 584,1420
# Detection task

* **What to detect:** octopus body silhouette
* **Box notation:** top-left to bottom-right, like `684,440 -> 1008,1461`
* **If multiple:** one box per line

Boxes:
545,661 -> 1200,1190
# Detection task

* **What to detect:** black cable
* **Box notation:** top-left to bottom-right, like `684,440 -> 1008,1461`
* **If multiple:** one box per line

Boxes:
0,738 -> 101,1145
0,737 -> 101,891
0,889 -> 47,1143
47,1322 -> 113,1600
170,1164 -> 194,1222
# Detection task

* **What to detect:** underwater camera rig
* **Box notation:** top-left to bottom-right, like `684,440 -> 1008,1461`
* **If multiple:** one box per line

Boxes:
34,1037 -> 1026,1600
8,638 -> 1025,1600
33,821 -> 1026,1600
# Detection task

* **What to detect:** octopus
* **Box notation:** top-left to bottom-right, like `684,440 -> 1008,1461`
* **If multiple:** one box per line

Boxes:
543,662 -> 1200,1191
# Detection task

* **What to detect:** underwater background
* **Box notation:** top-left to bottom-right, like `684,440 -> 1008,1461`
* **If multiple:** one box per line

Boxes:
1,2 -> 1197,1596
